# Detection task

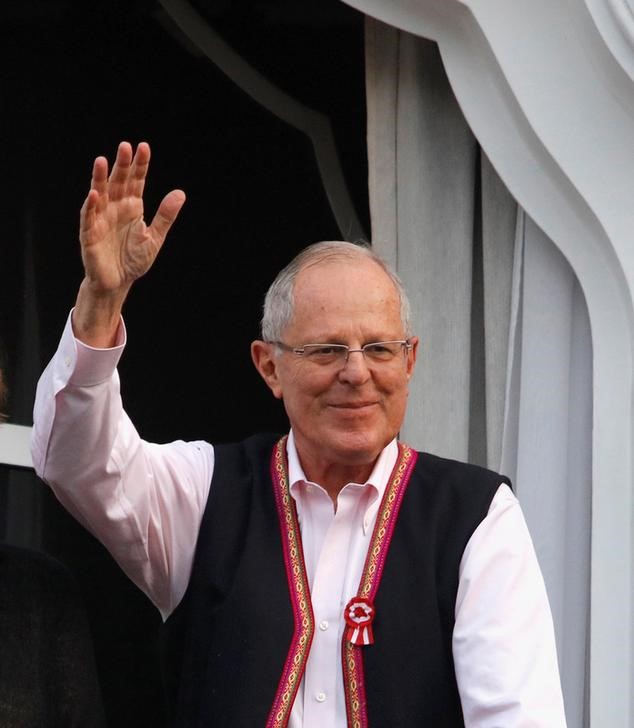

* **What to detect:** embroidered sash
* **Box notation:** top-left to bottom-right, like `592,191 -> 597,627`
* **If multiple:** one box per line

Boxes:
266,437 -> 314,728
342,443 -> 417,728
267,436 -> 417,728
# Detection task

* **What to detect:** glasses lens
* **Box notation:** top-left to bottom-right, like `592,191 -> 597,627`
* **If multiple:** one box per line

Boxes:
303,344 -> 348,365
363,342 -> 403,361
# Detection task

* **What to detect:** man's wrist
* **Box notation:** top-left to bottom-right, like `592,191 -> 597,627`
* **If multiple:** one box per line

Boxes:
73,279 -> 129,348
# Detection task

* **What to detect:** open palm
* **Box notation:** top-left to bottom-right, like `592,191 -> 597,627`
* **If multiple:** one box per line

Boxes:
79,141 -> 185,295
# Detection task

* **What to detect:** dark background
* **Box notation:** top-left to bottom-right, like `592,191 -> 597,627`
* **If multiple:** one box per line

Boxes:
0,1 -> 369,724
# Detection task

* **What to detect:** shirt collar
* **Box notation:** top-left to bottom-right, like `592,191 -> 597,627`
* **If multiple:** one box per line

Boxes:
286,429 -> 399,534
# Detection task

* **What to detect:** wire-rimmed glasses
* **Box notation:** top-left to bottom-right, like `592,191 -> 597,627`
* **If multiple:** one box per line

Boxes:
271,340 -> 412,368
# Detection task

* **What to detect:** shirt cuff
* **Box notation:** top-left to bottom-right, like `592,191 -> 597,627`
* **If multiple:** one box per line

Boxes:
61,308 -> 127,387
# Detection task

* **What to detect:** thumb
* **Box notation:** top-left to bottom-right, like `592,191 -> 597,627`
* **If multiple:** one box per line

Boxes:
149,189 -> 186,246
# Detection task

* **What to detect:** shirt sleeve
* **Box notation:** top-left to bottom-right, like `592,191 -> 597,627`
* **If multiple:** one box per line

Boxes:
30,310 -> 214,620
453,484 -> 568,727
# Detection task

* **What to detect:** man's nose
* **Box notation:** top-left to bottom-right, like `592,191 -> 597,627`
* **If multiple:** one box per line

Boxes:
338,349 -> 371,384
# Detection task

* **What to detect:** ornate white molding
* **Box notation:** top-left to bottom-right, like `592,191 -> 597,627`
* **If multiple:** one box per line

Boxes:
586,0 -> 634,81
343,0 -> 634,724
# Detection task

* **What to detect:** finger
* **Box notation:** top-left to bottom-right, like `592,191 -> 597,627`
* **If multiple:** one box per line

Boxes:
90,156 -> 109,213
79,189 -> 99,238
108,141 -> 133,198
90,156 -> 108,195
148,189 -> 186,248
127,141 -> 151,199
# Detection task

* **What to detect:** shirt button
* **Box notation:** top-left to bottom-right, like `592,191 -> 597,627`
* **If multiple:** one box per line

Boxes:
319,620 -> 329,631
315,692 -> 327,703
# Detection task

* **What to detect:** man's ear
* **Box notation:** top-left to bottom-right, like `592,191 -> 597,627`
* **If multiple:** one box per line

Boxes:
251,341 -> 284,399
406,336 -> 419,380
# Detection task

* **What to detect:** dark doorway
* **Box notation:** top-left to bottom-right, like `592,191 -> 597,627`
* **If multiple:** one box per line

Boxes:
0,1 -> 368,725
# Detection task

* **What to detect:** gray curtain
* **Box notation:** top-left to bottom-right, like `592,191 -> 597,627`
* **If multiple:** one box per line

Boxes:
366,18 -> 591,727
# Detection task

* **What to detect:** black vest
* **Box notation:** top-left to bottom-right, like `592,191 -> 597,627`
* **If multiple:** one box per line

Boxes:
164,434 -> 507,727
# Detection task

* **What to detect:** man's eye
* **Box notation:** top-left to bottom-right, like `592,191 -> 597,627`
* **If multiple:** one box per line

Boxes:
364,343 -> 397,359
303,345 -> 344,362
365,344 -> 390,353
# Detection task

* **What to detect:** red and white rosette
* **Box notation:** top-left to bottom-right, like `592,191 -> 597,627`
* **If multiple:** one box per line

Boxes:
344,596 -> 376,646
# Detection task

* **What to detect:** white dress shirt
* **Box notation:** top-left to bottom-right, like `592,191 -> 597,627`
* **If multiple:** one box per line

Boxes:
31,312 -> 567,727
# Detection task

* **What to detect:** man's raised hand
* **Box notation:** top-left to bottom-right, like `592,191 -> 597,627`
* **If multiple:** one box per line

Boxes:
74,142 -> 186,347
80,141 -> 185,294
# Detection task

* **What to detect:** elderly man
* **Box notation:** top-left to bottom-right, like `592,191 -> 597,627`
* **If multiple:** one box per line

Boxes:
32,142 -> 566,726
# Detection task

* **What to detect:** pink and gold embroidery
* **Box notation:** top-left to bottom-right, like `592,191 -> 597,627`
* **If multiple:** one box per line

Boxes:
266,437 -> 314,728
266,437 -> 417,727
343,444 -> 418,728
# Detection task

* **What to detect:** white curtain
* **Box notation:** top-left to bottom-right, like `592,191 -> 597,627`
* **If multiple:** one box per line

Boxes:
366,19 -> 591,726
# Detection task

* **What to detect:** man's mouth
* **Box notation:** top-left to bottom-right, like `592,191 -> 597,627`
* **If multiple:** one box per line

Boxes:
329,401 -> 378,411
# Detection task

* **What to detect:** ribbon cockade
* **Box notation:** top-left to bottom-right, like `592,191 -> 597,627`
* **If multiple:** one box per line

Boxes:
344,596 -> 375,646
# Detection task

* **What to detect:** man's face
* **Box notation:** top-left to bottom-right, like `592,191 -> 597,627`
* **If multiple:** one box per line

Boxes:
252,257 -> 418,476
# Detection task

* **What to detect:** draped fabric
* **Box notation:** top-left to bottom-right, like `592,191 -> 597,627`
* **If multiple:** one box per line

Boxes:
365,19 -> 591,726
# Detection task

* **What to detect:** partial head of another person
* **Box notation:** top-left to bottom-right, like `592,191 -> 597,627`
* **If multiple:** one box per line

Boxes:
251,241 -> 418,490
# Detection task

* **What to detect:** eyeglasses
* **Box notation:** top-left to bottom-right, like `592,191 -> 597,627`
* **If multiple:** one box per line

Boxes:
271,340 -> 412,367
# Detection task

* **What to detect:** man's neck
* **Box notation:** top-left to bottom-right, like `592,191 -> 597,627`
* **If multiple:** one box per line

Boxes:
292,444 -> 379,504
308,462 -> 376,504
288,430 -> 393,504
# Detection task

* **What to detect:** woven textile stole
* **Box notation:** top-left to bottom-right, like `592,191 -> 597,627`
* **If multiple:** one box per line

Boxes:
266,436 -> 315,728
342,443 -> 418,728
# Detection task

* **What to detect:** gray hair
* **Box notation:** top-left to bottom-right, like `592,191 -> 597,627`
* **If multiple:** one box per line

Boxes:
261,241 -> 412,341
